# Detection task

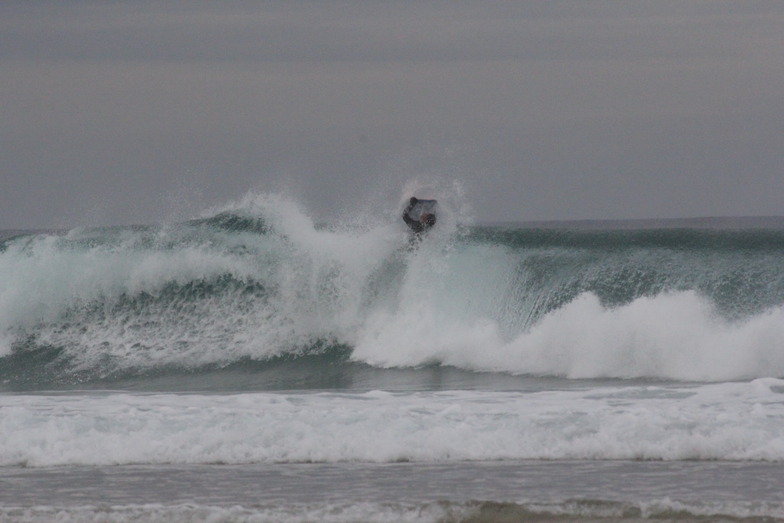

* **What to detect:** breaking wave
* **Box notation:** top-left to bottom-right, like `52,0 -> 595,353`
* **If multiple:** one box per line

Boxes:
2,193 -> 784,386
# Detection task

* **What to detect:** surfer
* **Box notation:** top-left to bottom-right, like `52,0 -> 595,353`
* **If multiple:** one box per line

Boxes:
402,197 -> 437,235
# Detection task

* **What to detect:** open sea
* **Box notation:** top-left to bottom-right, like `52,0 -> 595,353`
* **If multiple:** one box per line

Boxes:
2,195 -> 784,522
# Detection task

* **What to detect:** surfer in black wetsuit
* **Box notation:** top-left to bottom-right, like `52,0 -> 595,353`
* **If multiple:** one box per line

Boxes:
402,197 -> 437,234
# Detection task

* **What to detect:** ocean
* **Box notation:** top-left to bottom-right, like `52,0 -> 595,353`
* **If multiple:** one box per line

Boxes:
2,195 -> 784,522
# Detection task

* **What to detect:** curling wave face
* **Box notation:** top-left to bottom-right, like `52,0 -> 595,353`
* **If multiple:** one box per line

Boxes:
2,195 -> 784,386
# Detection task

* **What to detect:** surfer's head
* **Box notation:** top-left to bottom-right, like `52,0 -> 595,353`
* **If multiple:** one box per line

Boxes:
421,213 -> 436,229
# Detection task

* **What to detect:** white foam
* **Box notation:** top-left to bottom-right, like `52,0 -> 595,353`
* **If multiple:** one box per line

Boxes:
507,291 -> 784,381
354,289 -> 784,382
0,503 -> 454,523
3,499 -> 783,523
2,380 -> 784,467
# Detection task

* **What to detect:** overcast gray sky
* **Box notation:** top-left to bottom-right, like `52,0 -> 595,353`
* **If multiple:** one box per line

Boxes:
2,0 -> 783,228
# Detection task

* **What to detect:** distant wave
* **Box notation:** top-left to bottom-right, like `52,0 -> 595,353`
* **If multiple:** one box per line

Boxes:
2,194 -> 784,385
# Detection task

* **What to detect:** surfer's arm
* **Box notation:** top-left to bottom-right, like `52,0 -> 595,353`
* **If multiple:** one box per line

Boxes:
402,197 -> 417,227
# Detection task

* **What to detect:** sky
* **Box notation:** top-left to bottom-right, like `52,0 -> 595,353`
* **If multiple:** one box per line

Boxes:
2,0 -> 783,228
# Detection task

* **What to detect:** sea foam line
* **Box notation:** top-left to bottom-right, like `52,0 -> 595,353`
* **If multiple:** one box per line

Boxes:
2,380 -> 784,467
3,500 -> 783,523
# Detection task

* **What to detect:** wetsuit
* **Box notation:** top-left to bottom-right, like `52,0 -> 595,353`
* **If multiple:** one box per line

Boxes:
402,197 -> 436,234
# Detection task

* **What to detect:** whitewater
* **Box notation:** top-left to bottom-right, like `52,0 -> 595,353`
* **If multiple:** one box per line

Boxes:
2,193 -> 784,522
